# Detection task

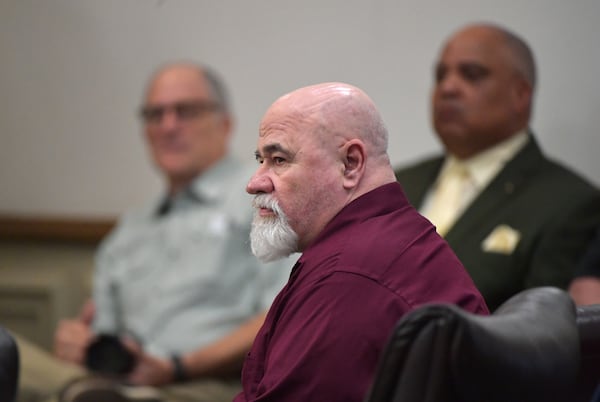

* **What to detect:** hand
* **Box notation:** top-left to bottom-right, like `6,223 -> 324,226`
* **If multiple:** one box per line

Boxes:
122,338 -> 175,386
53,300 -> 96,365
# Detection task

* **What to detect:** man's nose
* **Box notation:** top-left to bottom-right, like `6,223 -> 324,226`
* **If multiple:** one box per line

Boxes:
436,73 -> 461,96
159,109 -> 180,131
247,169 -> 274,195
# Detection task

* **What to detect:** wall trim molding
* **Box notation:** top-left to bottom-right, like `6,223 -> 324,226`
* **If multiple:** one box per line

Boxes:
0,214 -> 116,244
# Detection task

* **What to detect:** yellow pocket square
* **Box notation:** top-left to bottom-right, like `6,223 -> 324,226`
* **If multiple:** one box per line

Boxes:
482,224 -> 521,254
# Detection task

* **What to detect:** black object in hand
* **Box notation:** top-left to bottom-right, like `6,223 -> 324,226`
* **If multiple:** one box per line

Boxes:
85,334 -> 135,375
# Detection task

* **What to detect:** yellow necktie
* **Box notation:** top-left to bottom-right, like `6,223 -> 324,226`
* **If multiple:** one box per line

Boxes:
425,163 -> 469,237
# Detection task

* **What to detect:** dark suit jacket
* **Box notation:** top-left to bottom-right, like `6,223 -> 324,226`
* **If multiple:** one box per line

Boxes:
395,136 -> 600,311
576,227 -> 600,277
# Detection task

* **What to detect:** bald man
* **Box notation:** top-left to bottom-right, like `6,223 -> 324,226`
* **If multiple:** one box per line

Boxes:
234,83 -> 488,402
17,62 -> 291,402
394,23 -> 600,311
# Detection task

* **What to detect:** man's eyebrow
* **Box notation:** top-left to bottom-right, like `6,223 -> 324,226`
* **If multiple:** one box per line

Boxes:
458,60 -> 489,70
257,143 -> 292,157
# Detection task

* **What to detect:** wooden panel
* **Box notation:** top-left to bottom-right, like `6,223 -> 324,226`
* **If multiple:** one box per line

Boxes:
0,214 -> 116,244
0,263 -> 90,350
0,293 -> 52,350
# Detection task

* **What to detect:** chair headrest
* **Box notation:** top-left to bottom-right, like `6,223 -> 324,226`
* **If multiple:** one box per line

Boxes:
575,303 -> 600,399
453,287 -> 579,402
365,287 -> 579,402
577,303 -> 600,359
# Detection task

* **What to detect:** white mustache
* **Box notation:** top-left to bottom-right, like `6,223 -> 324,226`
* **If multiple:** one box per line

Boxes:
252,194 -> 282,215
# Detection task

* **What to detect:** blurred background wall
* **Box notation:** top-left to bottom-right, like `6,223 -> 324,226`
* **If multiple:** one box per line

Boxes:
1,0 -> 599,218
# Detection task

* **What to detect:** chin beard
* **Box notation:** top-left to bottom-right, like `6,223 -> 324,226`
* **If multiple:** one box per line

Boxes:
250,194 -> 298,263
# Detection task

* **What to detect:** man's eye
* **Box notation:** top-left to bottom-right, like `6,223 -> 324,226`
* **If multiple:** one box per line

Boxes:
273,157 -> 286,165
434,66 -> 446,83
176,104 -> 199,118
460,65 -> 489,82
141,107 -> 163,123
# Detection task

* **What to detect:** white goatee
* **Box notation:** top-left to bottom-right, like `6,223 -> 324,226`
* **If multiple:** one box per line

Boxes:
250,194 -> 298,262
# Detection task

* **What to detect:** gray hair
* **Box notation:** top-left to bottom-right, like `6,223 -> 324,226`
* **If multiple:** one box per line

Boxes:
146,61 -> 232,114
200,65 -> 232,114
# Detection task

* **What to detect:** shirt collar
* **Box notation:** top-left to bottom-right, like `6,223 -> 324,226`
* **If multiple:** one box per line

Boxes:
155,155 -> 240,216
445,130 -> 529,190
187,155 -> 240,203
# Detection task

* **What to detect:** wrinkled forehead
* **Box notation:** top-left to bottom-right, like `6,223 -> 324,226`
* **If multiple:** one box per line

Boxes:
256,83 -> 367,155
257,106 -> 316,157
261,84 -> 354,131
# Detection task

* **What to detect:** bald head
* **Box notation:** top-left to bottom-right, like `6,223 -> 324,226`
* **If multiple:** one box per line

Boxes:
247,82 -> 396,250
431,23 -> 536,158
448,23 -> 536,89
262,82 -> 390,161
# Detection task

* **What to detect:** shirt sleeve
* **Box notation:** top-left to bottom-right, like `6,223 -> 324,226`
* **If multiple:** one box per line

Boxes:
526,195 -> 600,286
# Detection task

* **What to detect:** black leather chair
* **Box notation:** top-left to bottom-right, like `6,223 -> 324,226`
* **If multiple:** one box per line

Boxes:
364,287 -> 592,402
577,303 -> 600,401
0,326 -> 19,402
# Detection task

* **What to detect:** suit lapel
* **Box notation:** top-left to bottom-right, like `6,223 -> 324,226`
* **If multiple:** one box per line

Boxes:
445,136 -> 544,243
396,157 -> 444,208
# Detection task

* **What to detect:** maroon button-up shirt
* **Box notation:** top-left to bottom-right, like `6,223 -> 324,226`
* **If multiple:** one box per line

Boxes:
234,182 -> 488,402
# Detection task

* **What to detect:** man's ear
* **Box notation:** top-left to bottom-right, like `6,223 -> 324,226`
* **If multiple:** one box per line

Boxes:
342,140 -> 366,190
221,114 -> 234,138
512,79 -> 532,114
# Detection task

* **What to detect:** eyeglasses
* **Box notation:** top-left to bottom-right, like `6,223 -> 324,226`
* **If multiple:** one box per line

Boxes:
139,100 -> 221,125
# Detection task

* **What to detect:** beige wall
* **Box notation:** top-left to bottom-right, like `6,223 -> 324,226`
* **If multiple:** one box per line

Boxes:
0,1 -> 599,218
0,240 -> 95,350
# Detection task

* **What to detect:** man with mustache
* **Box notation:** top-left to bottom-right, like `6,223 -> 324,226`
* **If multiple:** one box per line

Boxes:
234,82 -> 488,402
395,23 -> 600,311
